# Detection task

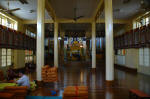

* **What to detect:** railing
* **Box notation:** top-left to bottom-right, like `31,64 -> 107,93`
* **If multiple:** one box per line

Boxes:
0,24 -> 36,50
114,24 -> 150,49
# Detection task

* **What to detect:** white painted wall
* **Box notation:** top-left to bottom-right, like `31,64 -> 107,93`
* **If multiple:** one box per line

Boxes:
115,55 -> 125,65
125,49 -> 139,69
13,50 -> 25,69
115,49 -> 138,69
138,48 -> 150,75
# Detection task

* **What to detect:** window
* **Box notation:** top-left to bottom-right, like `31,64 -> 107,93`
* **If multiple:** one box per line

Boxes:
133,12 -> 150,29
139,48 -> 150,67
0,12 -> 17,30
7,49 -> 11,66
1,49 -> 12,67
25,50 -> 34,63
2,49 -> 6,67
146,17 -> 149,25
26,29 -> 36,38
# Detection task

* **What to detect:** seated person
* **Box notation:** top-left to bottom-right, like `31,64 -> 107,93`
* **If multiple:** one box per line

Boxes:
7,67 -> 17,81
16,71 -> 30,88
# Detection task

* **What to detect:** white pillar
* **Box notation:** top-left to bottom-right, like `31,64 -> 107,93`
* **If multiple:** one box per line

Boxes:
36,0 -> 45,81
105,0 -> 114,81
54,22 -> 58,67
92,22 -> 96,68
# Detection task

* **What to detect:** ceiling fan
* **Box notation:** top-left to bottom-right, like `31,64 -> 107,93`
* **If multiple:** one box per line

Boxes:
18,0 -> 28,4
122,0 -> 131,4
0,0 -> 21,14
138,0 -> 150,12
113,0 -> 132,13
73,8 -> 84,21
114,0 -> 150,13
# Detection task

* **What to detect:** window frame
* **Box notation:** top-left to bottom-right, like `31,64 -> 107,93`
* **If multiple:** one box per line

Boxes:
1,48 -> 12,67
0,12 -> 18,30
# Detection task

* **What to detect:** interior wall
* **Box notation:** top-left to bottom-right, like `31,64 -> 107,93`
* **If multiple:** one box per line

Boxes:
114,23 -> 138,69
125,49 -> 139,69
114,22 -> 139,69
138,48 -> 150,75
138,66 -> 150,75
0,12 -> 32,72
18,22 -> 26,33
114,17 -> 150,76
13,50 -> 25,69
115,49 -> 138,69
13,16 -> 26,69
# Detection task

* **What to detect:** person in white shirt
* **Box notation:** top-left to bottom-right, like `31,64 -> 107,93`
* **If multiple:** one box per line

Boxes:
16,71 -> 30,88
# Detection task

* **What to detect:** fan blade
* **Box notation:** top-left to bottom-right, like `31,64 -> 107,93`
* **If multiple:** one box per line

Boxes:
8,8 -> 21,12
0,8 -> 8,12
76,16 -> 84,19
19,0 -> 28,4
123,0 -> 131,4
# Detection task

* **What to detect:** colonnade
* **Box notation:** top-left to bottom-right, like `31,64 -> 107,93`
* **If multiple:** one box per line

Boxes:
36,0 -> 114,83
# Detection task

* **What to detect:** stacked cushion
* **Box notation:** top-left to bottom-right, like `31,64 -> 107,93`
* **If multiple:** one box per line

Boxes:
63,86 -> 88,99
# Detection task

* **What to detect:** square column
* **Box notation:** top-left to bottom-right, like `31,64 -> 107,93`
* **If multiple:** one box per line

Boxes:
105,0 -> 114,81
92,22 -> 96,69
54,22 -> 58,67
36,0 -> 45,81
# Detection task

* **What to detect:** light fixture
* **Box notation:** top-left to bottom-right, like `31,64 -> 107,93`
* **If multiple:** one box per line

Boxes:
58,37 -> 62,40
80,45 -> 83,48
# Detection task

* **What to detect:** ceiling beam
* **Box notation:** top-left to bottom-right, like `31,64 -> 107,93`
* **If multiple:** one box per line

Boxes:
57,18 -> 93,23
96,19 -> 130,24
92,0 -> 104,21
23,19 -> 54,24
45,0 -> 57,20
23,18 -> 129,24
129,11 -> 150,22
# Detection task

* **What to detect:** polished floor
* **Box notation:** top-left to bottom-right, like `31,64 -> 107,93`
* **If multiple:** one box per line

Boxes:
29,61 -> 150,99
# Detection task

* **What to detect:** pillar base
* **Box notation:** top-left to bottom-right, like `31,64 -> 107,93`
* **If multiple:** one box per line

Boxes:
91,68 -> 96,72
106,80 -> 114,87
36,80 -> 43,87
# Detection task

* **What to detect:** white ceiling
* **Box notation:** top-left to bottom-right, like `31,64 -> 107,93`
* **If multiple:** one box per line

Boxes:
0,0 -> 146,20
49,0 -> 100,19
0,0 -> 149,33
112,0 -> 141,19
0,0 -> 51,20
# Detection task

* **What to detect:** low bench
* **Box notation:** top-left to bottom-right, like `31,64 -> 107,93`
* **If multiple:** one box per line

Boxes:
4,86 -> 28,99
0,92 -> 15,99
129,89 -> 150,99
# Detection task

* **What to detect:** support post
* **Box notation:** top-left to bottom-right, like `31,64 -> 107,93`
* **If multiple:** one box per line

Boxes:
105,0 -> 114,82
36,0 -> 45,81
54,22 -> 58,67
92,22 -> 96,69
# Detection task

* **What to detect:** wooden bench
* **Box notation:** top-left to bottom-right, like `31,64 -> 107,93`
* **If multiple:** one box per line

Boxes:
4,86 -> 28,99
0,92 -> 15,99
129,89 -> 150,99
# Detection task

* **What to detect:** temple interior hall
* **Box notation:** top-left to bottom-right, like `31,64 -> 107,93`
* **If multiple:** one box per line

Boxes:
0,0 -> 150,99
